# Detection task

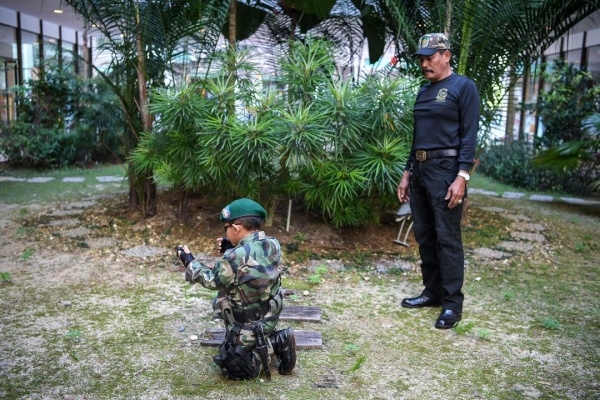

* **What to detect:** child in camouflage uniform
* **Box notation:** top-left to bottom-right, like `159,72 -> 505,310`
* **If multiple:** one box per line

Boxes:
177,198 -> 296,380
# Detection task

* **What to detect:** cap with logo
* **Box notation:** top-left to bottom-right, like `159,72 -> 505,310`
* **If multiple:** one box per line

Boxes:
413,33 -> 450,56
220,198 -> 267,222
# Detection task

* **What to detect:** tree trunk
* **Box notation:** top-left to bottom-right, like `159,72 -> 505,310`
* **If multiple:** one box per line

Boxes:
519,58 -> 531,141
228,0 -> 237,50
178,187 -> 190,223
226,0 -> 237,115
128,166 -> 157,217
505,72 -> 517,143
264,196 -> 279,228
457,0 -> 474,77
444,0 -> 453,37
128,2 -> 156,217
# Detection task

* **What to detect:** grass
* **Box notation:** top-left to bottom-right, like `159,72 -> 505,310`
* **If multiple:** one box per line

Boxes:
470,171 -> 520,194
0,165 -> 599,399
471,172 -> 600,204
0,163 -> 128,204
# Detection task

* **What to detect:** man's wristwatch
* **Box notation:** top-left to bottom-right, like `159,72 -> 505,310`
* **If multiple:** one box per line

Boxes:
457,171 -> 470,181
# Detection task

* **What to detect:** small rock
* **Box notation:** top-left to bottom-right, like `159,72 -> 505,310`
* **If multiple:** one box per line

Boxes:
62,301 -> 72,307
502,192 -> 525,199
303,290 -> 310,296
178,325 -> 185,332
498,241 -> 534,252
510,231 -> 546,243
473,248 -> 509,259
363,276 -> 370,281
189,335 -> 198,341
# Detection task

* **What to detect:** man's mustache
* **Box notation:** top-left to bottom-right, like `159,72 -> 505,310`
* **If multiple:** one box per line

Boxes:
422,68 -> 434,74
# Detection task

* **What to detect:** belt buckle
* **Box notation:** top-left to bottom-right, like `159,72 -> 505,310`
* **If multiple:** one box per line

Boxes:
416,150 -> 427,161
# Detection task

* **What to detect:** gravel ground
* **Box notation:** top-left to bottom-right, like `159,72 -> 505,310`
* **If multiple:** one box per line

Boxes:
0,193 -> 599,400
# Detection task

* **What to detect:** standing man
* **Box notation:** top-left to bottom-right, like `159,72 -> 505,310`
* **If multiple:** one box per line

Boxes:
397,33 -> 479,329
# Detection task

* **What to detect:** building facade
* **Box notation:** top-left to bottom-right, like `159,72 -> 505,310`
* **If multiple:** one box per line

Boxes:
0,1 -> 92,125
1,2 -> 599,141
499,11 -> 600,142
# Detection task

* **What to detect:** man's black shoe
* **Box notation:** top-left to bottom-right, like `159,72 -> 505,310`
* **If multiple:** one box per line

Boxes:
401,295 -> 441,308
434,310 -> 462,329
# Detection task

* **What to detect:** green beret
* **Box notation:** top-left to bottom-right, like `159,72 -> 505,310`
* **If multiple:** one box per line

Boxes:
220,198 -> 267,222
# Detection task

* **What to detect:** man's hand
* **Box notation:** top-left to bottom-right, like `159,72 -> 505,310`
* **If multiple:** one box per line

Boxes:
397,170 -> 411,203
176,245 -> 195,267
445,175 -> 467,209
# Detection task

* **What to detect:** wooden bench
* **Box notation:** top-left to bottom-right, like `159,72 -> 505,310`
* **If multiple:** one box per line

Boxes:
280,305 -> 321,322
200,327 -> 323,349
203,300 -> 323,349
212,305 -> 321,323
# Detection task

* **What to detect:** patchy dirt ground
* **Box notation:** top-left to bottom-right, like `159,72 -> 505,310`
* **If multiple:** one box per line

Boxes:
0,191 -> 599,399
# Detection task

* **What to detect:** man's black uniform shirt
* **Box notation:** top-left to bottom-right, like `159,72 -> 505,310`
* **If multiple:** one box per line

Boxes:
405,73 -> 480,173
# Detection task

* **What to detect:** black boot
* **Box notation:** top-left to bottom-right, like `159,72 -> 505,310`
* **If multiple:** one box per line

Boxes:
270,327 -> 297,374
212,354 -> 228,376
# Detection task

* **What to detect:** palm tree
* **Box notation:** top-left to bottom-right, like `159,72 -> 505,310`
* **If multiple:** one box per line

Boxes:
230,0 -> 397,81
232,1 -> 600,133
65,0 -> 231,216
383,0 -> 600,142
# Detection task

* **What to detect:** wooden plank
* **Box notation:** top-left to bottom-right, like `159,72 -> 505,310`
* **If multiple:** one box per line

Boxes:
212,305 -> 321,323
280,306 -> 321,322
200,328 -> 323,349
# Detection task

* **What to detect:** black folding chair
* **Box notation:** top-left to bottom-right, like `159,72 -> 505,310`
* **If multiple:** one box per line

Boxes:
393,203 -> 413,246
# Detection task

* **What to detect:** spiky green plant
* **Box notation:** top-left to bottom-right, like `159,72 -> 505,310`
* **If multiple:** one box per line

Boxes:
66,0 -> 231,216
132,39 -> 417,227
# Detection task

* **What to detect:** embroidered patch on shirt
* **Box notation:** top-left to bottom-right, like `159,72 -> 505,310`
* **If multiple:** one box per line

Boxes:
436,88 -> 448,102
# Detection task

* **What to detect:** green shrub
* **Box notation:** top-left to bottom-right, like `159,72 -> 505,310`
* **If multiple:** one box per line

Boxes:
0,61 -> 124,168
131,41 -> 417,227
1,123 -> 64,168
534,60 -> 600,147
478,140 -> 594,195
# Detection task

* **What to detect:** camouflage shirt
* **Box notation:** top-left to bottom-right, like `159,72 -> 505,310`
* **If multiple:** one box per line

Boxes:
187,230 -> 281,307
186,231 -> 283,345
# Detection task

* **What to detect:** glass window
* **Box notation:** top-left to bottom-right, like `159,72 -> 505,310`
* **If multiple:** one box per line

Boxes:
62,40 -> 75,72
543,54 -> 561,91
0,59 -> 18,124
586,45 -> 600,80
21,30 -> 40,81
43,36 -> 59,63
78,44 -> 90,77
566,49 -> 582,69
525,59 -> 542,102
92,36 -> 113,75
0,24 -> 17,59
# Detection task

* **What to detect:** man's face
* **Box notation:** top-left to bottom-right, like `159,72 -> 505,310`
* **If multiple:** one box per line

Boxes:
418,50 -> 451,82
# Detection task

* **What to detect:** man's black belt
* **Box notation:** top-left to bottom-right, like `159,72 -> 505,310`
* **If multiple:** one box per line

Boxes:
232,301 -> 271,323
415,149 -> 458,161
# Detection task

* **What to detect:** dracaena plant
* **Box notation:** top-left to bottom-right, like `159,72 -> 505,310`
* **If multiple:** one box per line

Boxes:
279,39 -> 417,227
132,39 -> 418,227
